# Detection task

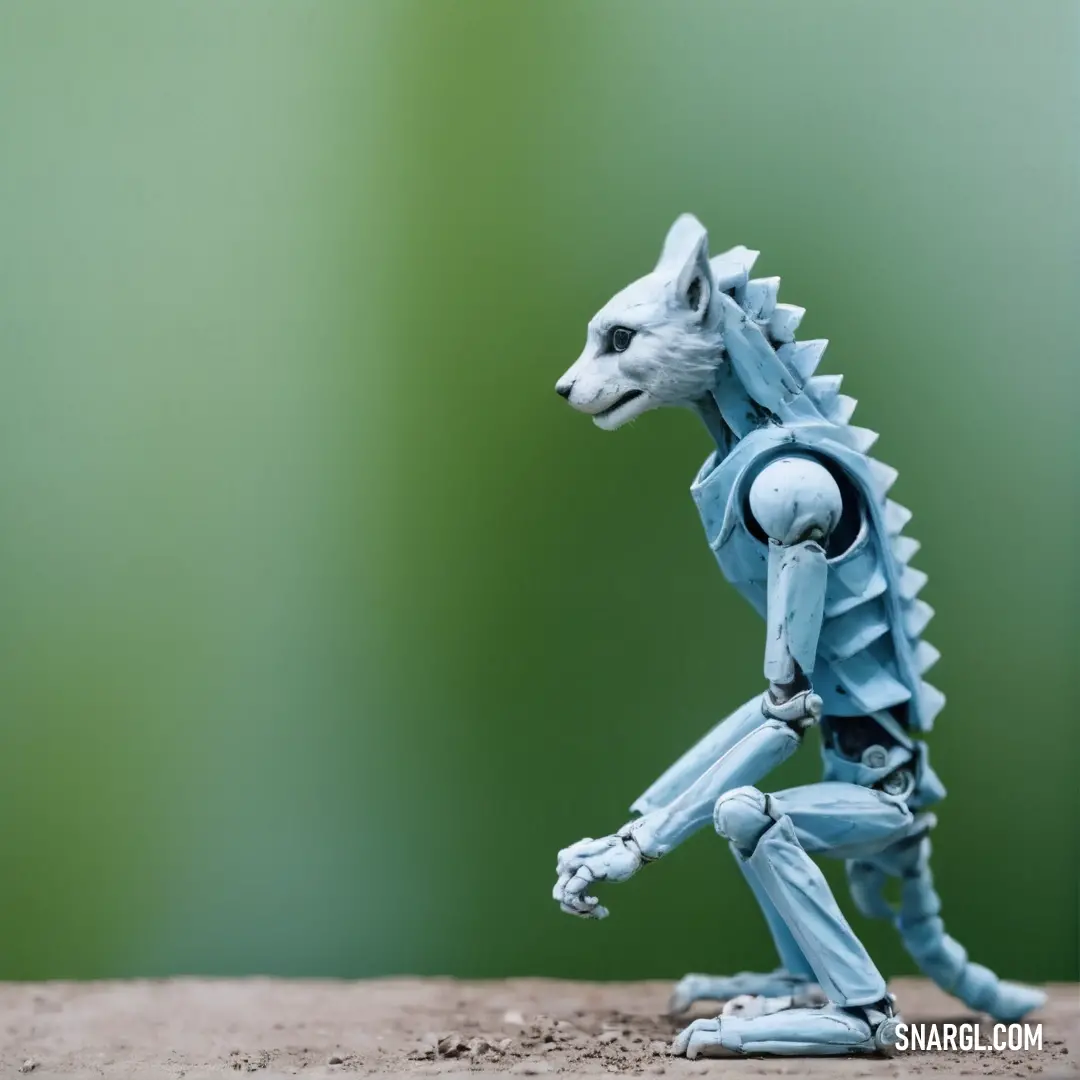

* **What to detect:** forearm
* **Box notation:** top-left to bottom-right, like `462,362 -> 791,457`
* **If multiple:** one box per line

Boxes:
630,693 -> 773,816
621,712 -> 802,859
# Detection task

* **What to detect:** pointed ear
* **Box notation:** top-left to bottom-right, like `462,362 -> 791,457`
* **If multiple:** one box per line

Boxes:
657,213 -> 712,320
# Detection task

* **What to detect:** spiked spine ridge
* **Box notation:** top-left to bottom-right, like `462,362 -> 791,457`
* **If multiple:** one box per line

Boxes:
721,259 -> 942,730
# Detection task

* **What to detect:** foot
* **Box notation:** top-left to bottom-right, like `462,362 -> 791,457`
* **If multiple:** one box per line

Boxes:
672,999 -> 900,1058
668,969 -> 817,1015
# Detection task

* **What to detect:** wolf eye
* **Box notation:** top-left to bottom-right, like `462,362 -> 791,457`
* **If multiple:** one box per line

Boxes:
610,327 -> 635,353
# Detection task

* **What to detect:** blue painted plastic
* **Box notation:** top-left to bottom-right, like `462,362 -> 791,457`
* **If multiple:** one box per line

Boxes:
551,215 -> 1044,1056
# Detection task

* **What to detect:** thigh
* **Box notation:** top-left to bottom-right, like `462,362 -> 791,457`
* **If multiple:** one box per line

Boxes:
768,781 -> 916,859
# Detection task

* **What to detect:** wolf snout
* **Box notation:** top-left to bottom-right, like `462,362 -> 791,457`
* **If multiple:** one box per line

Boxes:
555,380 -> 574,400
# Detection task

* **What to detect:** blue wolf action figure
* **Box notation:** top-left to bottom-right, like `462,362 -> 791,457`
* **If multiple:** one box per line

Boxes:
551,214 -> 1044,1057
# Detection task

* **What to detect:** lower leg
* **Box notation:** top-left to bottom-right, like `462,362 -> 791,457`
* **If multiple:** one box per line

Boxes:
717,788 -> 889,1006
669,839 -> 820,1015
669,783 -> 906,1057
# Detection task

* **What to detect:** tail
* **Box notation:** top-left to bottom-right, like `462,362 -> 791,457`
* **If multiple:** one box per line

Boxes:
847,832 -> 1046,1022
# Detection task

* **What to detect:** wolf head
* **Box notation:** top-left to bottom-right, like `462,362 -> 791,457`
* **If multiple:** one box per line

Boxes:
555,214 -> 725,431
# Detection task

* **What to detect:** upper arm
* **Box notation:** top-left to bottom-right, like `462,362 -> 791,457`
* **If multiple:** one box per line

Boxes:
749,455 -> 842,686
748,454 -> 843,546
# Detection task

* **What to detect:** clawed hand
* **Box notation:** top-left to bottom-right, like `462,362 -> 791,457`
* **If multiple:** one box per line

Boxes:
552,834 -> 643,919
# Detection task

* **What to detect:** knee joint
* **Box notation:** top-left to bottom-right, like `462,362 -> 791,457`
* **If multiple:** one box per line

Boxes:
713,786 -> 773,853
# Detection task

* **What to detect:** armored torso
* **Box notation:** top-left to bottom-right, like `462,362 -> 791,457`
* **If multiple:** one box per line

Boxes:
690,422 -> 943,733
690,421 -> 947,809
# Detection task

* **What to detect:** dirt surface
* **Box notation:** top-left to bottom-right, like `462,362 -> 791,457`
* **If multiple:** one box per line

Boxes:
0,977 -> 1074,1079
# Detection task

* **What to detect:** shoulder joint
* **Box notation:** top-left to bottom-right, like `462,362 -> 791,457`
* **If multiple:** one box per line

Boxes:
749,454 -> 843,546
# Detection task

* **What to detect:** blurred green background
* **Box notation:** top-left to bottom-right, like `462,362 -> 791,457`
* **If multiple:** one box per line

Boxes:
0,1 -> 1075,984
